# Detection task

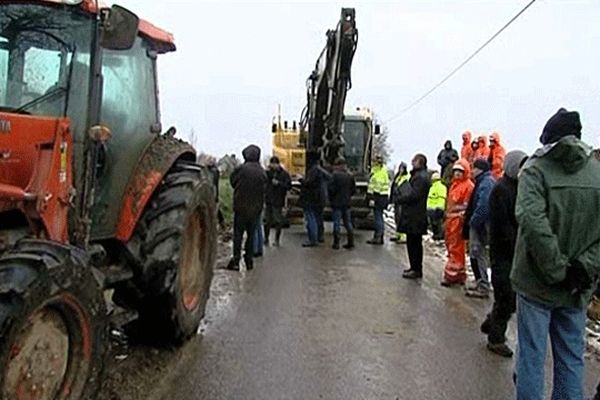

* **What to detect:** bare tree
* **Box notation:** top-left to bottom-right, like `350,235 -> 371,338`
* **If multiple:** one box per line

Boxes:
373,116 -> 393,164
189,128 -> 198,149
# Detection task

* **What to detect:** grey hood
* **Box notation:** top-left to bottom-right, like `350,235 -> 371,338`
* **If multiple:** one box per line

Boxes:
503,150 -> 528,179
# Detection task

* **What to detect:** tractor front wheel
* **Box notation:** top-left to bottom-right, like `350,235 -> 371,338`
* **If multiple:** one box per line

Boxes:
0,240 -> 107,400
125,160 -> 217,344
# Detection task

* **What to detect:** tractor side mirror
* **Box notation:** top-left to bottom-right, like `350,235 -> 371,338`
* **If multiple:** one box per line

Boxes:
100,5 -> 140,50
374,124 -> 381,135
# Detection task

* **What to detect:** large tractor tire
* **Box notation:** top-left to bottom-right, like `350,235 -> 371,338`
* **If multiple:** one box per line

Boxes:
0,240 -> 107,400
123,160 -> 217,344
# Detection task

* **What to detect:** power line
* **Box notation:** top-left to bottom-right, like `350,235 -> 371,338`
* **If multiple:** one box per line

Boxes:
385,0 -> 537,124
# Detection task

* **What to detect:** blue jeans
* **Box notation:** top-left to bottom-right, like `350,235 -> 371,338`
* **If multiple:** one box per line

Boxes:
332,207 -> 353,236
253,213 -> 264,255
374,206 -> 385,238
304,207 -> 319,244
515,294 -> 586,400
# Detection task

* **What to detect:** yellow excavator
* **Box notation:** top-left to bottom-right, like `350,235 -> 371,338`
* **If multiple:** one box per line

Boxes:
271,8 -> 379,226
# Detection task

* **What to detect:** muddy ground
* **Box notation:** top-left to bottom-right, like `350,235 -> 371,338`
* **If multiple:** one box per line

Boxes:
99,228 -> 600,399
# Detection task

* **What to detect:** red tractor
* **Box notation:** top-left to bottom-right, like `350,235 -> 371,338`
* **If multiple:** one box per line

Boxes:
0,1 -> 217,398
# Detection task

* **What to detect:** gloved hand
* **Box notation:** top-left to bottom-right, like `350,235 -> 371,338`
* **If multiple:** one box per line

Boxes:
563,260 -> 593,295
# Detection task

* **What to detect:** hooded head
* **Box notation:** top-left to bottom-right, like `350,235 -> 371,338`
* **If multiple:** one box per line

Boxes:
398,162 -> 408,175
242,145 -> 261,162
489,131 -> 502,148
472,158 -> 490,178
540,108 -> 582,145
503,150 -> 528,180
444,140 -> 453,150
452,159 -> 471,181
477,136 -> 488,147
462,131 -> 472,145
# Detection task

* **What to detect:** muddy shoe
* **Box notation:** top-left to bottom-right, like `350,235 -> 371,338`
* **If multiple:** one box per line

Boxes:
487,342 -> 513,358
465,286 -> 490,299
440,279 -> 462,288
402,270 -> 423,280
588,295 -> 600,321
366,238 -> 384,245
480,314 -> 492,335
244,257 -> 254,271
302,241 -> 317,248
226,259 -> 240,271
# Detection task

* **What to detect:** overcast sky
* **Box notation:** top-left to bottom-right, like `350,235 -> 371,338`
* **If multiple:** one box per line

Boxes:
117,0 -> 600,168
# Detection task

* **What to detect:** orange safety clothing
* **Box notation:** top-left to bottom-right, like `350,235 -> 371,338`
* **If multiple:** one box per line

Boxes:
443,159 -> 475,284
473,135 -> 490,161
488,131 -> 506,179
461,131 -> 474,163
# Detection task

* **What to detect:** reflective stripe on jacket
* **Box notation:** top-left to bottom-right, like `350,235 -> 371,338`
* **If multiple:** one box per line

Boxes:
427,180 -> 447,210
368,165 -> 390,196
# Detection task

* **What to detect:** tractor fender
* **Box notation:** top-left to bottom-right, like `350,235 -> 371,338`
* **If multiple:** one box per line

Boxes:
115,135 -> 195,242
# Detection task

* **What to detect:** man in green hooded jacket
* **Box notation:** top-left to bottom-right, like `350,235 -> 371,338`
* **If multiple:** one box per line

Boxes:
511,108 -> 600,400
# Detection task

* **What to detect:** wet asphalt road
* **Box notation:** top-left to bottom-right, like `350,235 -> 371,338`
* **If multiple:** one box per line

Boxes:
151,228 -> 600,400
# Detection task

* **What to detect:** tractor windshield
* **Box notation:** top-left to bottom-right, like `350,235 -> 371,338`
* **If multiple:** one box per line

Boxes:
0,3 -> 93,124
342,119 -> 369,174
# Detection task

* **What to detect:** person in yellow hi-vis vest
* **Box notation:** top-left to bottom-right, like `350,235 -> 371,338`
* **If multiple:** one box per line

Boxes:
367,156 -> 390,245
390,163 -> 409,243
427,172 -> 448,241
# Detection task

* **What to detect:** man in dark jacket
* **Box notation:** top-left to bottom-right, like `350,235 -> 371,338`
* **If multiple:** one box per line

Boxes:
479,150 -> 528,358
512,109 -> 600,399
398,154 -> 431,279
463,158 -> 495,298
227,145 -> 268,271
264,156 -> 291,247
437,140 -> 459,180
316,164 -> 332,243
329,158 -> 356,250
299,150 -> 326,247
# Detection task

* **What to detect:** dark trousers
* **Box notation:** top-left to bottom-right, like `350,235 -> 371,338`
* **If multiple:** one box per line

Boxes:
317,206 -> 325,242
427,208 -> 445,240
233,212 -> 258,263
264,204 -> 284,242
406,234 -> 423,274
486,260 -> 516,344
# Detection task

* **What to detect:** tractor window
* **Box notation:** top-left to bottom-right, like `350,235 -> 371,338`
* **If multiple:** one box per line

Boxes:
0,4 -> 93,121
101,37 -> 158,136
0,38 -> 7,105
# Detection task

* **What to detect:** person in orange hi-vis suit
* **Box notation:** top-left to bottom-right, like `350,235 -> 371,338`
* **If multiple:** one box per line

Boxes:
441,159 -> 475,286
461,131 -> 474,163
474,135 -> 490,161
488,131 -> 506,179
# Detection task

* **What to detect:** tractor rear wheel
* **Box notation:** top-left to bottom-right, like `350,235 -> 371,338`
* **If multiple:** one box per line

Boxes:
125,160 -> 217,344
0,240 -> 107,400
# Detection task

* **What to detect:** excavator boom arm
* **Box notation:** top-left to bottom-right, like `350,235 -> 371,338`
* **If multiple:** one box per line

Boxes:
301,8 -> 358,169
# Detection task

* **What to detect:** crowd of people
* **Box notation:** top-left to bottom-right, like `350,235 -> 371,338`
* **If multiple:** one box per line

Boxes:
225,108 -> 600,399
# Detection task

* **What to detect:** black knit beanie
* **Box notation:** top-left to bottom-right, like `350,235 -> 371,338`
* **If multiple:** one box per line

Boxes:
473,158 -> 490,172
540,108 -> 582,145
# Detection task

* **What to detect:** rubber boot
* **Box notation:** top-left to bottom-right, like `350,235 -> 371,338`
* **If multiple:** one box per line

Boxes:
332,234 -> 340,250
274,229 -> 282,247
343,232 -> 355,250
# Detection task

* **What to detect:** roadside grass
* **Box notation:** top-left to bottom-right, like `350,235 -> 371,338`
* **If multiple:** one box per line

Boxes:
219,178 -> 233,226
